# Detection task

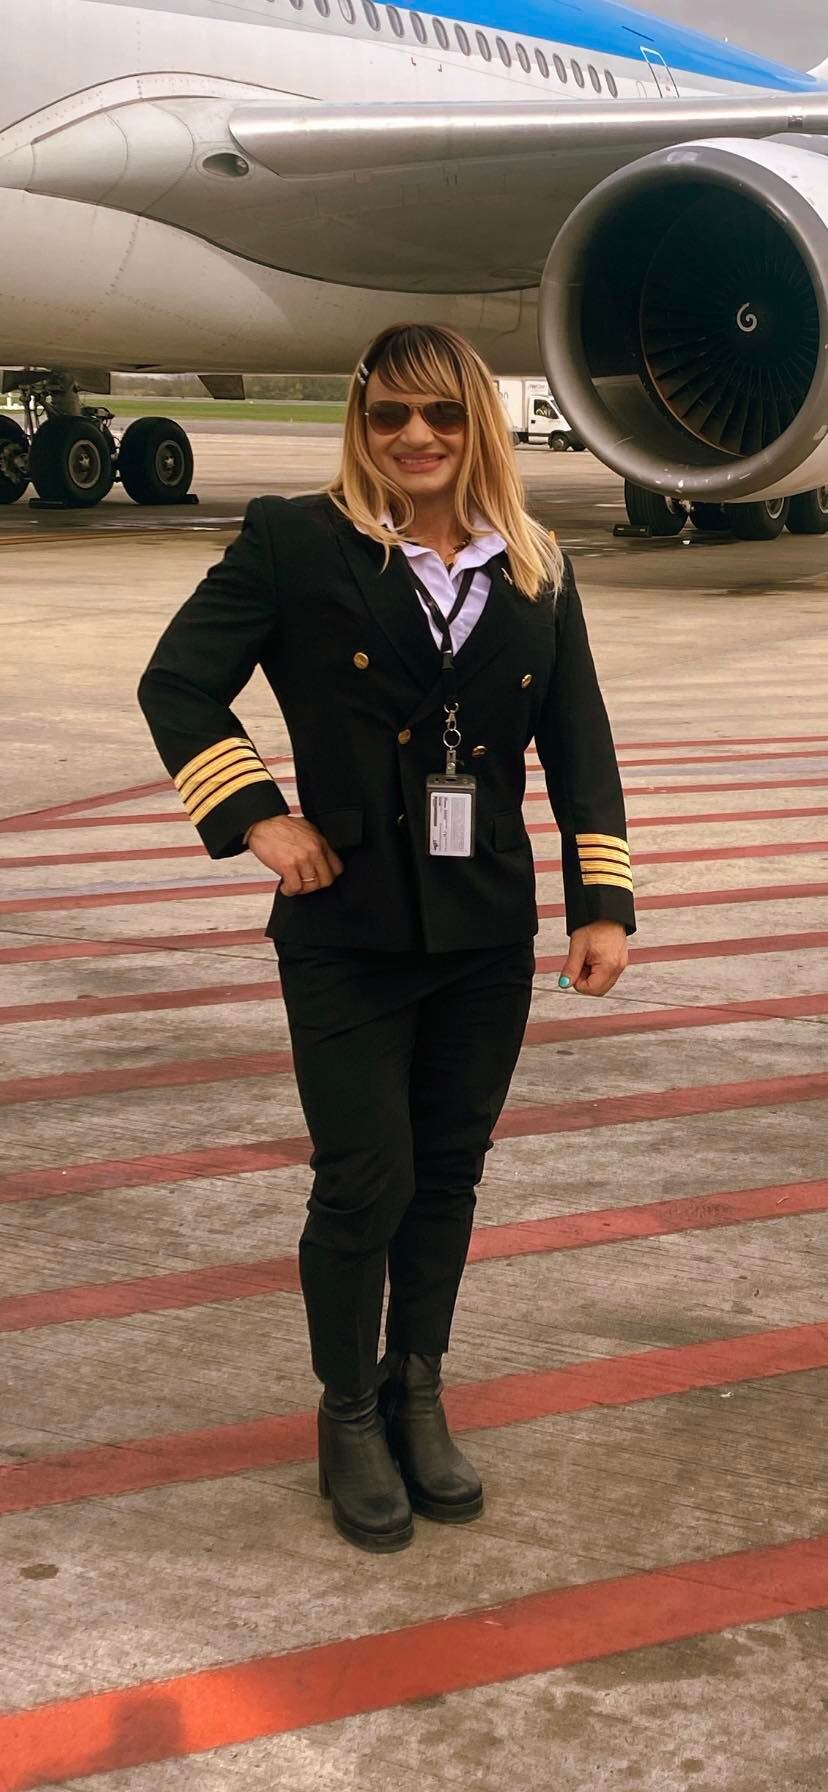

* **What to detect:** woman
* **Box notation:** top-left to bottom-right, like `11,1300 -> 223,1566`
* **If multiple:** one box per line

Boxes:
138,322 -> 634,1556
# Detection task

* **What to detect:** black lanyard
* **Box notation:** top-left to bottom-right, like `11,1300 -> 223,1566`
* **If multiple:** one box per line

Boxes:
399,554 -> 502,708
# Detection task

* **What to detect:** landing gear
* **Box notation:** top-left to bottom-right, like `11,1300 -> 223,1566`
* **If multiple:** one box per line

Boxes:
726,497 -> 789,541
623,480 -> 688,536
0,416 -> 29,505
118,417 -> 194,505
690,502 -> 729,533
787,486 -> 828,535
29,416 -> 116,508
0,368 -> 196,510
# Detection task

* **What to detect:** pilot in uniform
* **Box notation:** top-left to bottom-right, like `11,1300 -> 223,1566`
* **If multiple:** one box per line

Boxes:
138,486 -> 635,1552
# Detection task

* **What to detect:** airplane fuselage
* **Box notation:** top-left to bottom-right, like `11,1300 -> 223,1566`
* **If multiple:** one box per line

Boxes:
0,0 -> 823,372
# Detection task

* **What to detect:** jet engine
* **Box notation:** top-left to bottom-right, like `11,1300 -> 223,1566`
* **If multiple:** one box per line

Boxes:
539,138 -> 828,509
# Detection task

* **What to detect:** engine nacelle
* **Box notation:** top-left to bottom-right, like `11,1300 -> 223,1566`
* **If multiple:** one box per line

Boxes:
539,139 -> 828,503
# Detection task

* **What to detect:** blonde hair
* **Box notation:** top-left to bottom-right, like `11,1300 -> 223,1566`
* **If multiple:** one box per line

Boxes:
327,323 -> 564,601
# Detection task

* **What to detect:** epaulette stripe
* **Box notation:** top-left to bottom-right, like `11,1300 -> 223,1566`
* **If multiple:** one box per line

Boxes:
189,769 -> 275,827
179,751 -> 262,806
174,736 -> 257,788
582,872 -> 635,891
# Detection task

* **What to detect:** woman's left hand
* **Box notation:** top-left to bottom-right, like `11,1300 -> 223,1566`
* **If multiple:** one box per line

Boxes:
559,921 -> 628,997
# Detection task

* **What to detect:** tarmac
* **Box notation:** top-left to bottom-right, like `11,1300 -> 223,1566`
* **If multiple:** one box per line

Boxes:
0,431 -> 827,1791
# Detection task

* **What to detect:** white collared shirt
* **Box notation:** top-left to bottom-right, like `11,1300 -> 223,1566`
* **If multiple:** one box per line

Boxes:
379,512 -> 508,655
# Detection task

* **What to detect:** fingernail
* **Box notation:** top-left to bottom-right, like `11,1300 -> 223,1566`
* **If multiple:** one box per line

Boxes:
558,975 -> 571,989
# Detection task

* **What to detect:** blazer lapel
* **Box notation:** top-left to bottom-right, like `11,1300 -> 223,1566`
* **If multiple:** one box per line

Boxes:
328,507 -> 441,694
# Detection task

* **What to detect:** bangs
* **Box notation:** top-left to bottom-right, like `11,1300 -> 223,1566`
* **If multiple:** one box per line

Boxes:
372,328 -> 463,400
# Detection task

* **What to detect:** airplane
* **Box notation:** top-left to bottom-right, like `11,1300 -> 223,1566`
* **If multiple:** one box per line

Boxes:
1,0 -> 828,540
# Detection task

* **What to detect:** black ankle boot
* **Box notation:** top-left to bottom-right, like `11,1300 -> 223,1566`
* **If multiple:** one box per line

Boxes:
377,1351 -> 483,1524
317,1386 -> 413,1553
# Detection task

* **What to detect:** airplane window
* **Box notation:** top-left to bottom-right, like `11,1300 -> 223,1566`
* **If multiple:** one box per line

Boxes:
315,0 -> 330,13
553,52 -> 567,82
476,29 -> 492,59
588,64 -> 601,91
571,59 -> 585,86
289,0 -> 303,9
387,5 -> 404,33
605,68 -> 618,96
516,42 -> 530,71
455,23 -> 471,51
535,49 -> 549,77
339,0 -> 355,16
495,36 -> 511,65
362,0 -> 380,26
410,9 -> 426,39
433,17 -> 449,47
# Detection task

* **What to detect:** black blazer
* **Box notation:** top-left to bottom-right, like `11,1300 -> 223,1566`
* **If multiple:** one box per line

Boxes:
138,493 -> 635,952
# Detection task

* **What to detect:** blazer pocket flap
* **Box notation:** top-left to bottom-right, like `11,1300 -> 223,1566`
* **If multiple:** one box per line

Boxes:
492,810 -> 527,851
315,806 -> 364,850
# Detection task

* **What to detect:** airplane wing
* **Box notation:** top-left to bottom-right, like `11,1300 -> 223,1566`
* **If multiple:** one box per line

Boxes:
4,88 -> 828,293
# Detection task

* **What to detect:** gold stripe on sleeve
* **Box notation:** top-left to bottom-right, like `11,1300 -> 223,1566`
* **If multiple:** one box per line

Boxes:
576,832 -> 630,852
189,769 -> 276,828
582,872 -> 634,892
179,750 -> 262,808
578,858 -> 635,879
174,737 -> 258,790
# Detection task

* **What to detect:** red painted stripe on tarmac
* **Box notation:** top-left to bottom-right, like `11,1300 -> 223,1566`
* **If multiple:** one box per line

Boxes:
0,758 -> 297,832
2,882 -> 827,966
1,1320 -> 826,1520
2,988 -> 825,1097
3,839 -> 828,916
2,1071 -> 825,1205
615,777 -> 828,797
8,784 -> 828,831
526,804 -> 828,833
618,745 -> 828,767
7,803 -> 828,867
1,1177 -> 823,1337
3,932 -> 826,1027
0,927 -> 266,965
2,1530 -> 828,1788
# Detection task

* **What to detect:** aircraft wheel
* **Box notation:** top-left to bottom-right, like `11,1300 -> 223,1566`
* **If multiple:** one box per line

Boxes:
0,416 -> 29,504
548,431 -> 569,452
29,417 -> 115,507
690,502 -> 729,533
786,487 -> 828,535
118,417 -> 194,504
624,481 -> 688,536
725,497 -> 789,541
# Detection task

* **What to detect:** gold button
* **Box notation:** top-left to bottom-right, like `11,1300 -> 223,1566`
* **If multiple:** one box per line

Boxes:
521,673 -> 533,688
397,728 -> 412,745
353,651 -> 370,669
471,744 -> 487,758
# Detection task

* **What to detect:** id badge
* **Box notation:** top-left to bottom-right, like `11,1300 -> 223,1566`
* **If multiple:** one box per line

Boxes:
426,774 -> 477,858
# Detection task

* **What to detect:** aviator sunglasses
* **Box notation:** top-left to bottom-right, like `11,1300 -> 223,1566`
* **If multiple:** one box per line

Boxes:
364,399 -> 467,436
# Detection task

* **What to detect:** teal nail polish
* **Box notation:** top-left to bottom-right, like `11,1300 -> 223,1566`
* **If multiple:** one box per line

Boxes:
558,975 -> 571,989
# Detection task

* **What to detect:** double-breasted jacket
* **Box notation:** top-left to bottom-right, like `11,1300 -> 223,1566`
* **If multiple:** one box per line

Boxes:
138,492 -> 635,952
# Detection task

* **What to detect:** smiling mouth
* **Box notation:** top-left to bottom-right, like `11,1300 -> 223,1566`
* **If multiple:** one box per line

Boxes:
394,455 -> 445,468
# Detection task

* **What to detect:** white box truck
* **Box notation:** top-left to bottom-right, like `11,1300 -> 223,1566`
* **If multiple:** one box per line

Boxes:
493,377 -> 584,451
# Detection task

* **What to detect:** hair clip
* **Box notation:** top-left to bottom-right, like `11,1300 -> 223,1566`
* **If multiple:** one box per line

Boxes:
356,360 -> 370,387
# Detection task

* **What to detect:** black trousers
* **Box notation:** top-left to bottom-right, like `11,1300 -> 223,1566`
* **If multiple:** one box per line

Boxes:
275,940 -> 535,1395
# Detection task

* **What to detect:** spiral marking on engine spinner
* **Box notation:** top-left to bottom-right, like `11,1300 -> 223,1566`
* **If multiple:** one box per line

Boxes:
736,302 -> 758,334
